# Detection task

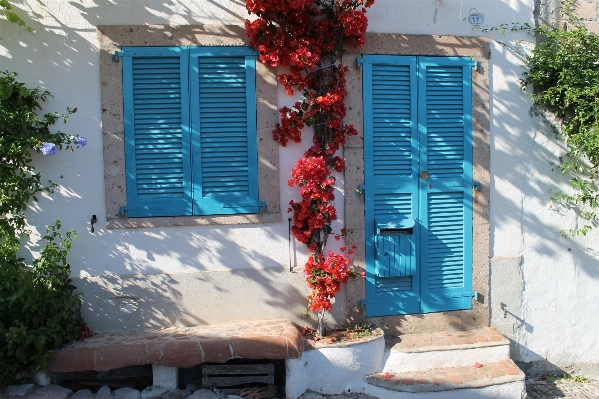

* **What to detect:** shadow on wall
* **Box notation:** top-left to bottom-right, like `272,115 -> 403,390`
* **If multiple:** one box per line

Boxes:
76,264 -> 310,332
2,1 -> 308,332
490,44 -> 599,281
69,0 -> 249,26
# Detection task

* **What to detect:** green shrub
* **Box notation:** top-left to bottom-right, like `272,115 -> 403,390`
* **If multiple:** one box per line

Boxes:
521,6 -> 599,236
0,71 -> 83,386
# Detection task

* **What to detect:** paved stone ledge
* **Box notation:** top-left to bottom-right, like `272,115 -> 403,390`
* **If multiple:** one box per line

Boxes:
47,320 -> 303,373
367,359 -> 524,393
303,328 -> 384,350
386,327 -> 508,353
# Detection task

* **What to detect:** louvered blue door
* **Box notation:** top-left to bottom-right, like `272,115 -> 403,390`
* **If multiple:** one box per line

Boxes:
190,48 -> 261,215
418,57 -> 473,313
362,55 -> 473,316
123,47 -> 192,217
363,56 -> 420,316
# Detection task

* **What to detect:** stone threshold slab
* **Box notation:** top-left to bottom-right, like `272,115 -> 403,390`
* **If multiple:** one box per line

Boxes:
386,327 -> 509,353
367,359 -> 525,393
47,320 -> 303,373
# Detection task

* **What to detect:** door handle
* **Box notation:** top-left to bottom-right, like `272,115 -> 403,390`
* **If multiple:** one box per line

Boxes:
420,171 -> 429,180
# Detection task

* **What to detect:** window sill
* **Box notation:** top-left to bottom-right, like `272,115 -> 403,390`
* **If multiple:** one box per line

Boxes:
106,211 -> 282,229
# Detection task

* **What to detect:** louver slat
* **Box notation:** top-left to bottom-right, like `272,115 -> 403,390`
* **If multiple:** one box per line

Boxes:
371,64 -> 414,179
200,57 -> 249,194
190,51 -> 260,215
374,193 -> 414,278
424,65 -> 465,180
123,48 -> 192,217
426,193 -> 465,290
419,58 -> 473,313
363,56 -> 420,317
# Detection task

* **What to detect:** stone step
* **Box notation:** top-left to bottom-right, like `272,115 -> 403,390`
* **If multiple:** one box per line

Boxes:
383,327 -> 510,373
367,359 -> 526,397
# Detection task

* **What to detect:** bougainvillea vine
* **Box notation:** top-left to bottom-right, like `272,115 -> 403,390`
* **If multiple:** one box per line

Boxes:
246,0 -> 374,329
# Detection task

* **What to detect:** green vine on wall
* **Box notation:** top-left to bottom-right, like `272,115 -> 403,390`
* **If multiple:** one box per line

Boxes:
520,1 -> 599,236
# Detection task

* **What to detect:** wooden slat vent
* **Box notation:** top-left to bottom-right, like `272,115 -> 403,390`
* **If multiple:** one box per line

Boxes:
201,364 -> 275,388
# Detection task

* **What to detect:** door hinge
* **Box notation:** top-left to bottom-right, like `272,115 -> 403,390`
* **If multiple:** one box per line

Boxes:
358,184 -> 367,194
357,57 -> 365,68
113,51 -> 124,61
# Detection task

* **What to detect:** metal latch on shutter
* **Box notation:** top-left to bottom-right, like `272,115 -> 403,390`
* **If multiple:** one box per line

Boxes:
376,216 -> 415,236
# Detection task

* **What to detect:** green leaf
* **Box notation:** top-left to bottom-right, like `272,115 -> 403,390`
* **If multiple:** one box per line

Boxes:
19,86 -> 30,98
0,84 -> 12,100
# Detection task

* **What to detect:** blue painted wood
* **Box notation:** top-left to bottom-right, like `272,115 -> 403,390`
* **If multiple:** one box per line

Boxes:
362,55 -> 473,316
122,47 -> 193,217
362,55 -> 420,317
190,48 -> 261,215
418,57 -> 473,313
122,46 -> 260,217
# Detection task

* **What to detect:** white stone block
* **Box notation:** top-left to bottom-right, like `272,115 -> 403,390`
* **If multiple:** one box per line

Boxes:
32,371 -> 51,387
152,365 -> 179,390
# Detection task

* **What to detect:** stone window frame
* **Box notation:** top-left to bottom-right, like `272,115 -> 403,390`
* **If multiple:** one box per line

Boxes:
342,34 -> 492,329
99,25 -> 280,229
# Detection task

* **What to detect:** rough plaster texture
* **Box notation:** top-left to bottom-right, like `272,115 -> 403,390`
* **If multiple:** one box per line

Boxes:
364,379 -> 526,398
383,344 -> 510,373
343,34 -> 491,335
490,256 -> 525,360
490,33 -> 599,371
286,336 -> 385,397
75,268 -> 348,332
98,25 -> 280,229
536,0 -> 599,29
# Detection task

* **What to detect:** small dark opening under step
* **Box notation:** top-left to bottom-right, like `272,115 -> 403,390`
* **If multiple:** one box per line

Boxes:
53,365 -> 153,392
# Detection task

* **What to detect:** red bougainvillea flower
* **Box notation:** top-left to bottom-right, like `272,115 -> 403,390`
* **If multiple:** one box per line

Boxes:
246,0 -> 374,314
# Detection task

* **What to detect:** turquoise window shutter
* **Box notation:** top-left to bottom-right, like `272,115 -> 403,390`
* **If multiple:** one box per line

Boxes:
362,55 -> 421,316
190,47 -> 261,215
122,47 -> 193,217
418,57 -> 473,313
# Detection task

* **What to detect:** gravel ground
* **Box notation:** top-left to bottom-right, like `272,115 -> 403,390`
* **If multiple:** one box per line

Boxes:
526,375 -> 599,398
3,376 -> 599,399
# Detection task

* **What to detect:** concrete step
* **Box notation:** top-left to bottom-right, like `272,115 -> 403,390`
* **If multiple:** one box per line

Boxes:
383,327 -> 510,373
366,359 -> 526,399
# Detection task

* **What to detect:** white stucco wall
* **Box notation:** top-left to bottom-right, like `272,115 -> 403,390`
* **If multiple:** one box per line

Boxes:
490,40 -> 599,371
1,0 -> 598,370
